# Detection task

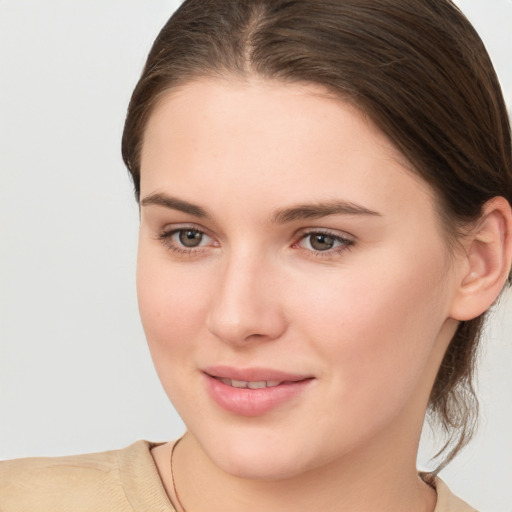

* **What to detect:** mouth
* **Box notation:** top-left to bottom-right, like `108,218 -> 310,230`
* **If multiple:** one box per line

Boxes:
203,365 -> 313,382
202,366 -> 315,416
214,378 -> 285,389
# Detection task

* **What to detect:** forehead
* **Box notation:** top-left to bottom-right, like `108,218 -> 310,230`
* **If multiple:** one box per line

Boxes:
140,77 -> 436,221
143,77 -> 401,163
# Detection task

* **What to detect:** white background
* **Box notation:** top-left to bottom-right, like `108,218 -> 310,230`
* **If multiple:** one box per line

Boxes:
0,1 -> 511,510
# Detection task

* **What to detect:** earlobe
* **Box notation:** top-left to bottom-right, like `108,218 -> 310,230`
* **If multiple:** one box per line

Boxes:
450,196 -> 512,321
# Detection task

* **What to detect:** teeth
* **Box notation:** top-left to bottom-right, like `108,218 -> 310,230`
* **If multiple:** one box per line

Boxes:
247,381 -> 266,389
231,379 -> 248,388
219,378 -> 282,389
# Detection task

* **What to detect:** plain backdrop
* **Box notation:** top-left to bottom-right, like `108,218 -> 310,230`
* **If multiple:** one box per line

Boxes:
0,1 -> 511,510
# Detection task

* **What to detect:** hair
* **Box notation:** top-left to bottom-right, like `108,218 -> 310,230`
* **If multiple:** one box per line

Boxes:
122,0 -> 512,473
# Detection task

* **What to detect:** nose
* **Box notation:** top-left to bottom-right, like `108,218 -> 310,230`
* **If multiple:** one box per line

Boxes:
206,252 -> 287,345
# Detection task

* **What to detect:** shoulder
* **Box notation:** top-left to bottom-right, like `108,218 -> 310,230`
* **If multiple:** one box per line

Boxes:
0,441 -> 157,512
434,477 -> 479,512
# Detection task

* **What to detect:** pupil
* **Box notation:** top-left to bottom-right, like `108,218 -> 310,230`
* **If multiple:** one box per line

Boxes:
311,234 -> 334,251
179,230 -> 202,247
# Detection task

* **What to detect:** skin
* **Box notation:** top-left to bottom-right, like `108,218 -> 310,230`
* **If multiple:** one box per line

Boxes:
137,77 -> 481,512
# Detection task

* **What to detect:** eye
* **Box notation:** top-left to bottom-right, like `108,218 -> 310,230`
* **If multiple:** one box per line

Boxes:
158,227 -> 217,254
305,233 -> 337,251
177,229 -> 206,248
295,230 -> 354,254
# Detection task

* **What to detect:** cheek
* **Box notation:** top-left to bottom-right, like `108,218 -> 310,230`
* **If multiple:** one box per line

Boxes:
136,246 -> 212,370
289,246 -> 450,413
136,250 -> 219,416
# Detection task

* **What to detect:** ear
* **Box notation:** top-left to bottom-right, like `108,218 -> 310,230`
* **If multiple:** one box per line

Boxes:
449,196 -> 512,321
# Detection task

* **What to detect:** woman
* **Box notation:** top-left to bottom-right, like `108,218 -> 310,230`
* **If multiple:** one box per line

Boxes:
1,1 -> 511,511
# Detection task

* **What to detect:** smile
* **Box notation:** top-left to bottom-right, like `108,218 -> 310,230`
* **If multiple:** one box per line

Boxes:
203,367 -> 315,416
217,378 -> 282,389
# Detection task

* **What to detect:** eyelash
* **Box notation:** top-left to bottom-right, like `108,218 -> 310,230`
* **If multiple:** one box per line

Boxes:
157,227 -> 355,258
157,227 -> 213,256
293,229 -> 355,258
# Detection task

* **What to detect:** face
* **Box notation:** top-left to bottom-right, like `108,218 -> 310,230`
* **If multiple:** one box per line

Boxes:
137,78 -> 460,480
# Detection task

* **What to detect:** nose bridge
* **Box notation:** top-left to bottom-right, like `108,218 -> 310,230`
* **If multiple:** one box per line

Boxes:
206,246 -> 286,344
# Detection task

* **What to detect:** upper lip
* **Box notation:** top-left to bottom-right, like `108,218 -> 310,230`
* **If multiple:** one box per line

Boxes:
203,365 -> 313,383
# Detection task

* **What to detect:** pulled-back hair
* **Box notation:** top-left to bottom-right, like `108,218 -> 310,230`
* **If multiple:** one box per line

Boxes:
122,0 -> 512,472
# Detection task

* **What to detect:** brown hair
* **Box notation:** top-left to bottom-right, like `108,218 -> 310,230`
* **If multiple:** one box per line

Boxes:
122,0 -> 512,471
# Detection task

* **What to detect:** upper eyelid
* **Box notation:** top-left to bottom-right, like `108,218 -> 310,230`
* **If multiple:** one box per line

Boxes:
159,226 -> 354,239
160,226 -> 213,243
156,224 -> 356,247
163,225 -> 205,233
160,223 -> 210,236
295,226 -> 355,241
159,225 -> 354,235
296,231 -> 354,247
157,227 -> 216,254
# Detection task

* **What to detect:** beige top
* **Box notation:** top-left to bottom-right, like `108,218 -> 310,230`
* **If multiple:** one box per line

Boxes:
0,440 -> 477,512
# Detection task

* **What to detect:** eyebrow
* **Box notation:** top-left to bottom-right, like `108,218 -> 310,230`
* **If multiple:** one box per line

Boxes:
140,192 -> 381,223
271,201 -> 381,223
140,192 -> 211,219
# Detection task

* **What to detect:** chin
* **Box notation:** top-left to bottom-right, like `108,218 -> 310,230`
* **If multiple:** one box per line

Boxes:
197,429 -> 321,481
217,451 -> 307,481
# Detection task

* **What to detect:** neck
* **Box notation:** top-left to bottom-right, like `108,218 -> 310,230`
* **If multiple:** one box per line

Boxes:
167,427 -> 436,512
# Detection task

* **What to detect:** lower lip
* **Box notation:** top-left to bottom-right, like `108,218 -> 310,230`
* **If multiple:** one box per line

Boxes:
204,374 -> 313,416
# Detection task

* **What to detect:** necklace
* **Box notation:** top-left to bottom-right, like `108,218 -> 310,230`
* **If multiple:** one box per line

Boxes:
170,437 -> 188,512
170,438 -> 437,512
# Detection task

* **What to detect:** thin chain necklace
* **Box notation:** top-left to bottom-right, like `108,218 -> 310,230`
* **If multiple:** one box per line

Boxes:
170,436 -> 188,512
170,438 -> 437,512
